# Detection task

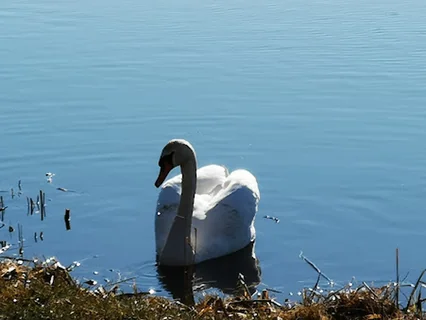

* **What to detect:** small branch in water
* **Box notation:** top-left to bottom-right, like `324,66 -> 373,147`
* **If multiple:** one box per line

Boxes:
39,190 -> 43,220
0,196 -> 4,222
64,208 -> 71,230
26,197 -> 30,215
405,268 -> 426,311
299,251 -> 333,284
30,198 -> 35,215
105,277 -> 137,289
0,206 -> 7,222
263,215 -> 280,223
39,190 -> 46,220
396,248 -> 400,308
18,223 -> 24,257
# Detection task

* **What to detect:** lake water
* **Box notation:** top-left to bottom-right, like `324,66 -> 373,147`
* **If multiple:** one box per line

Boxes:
1,0 -> 426,301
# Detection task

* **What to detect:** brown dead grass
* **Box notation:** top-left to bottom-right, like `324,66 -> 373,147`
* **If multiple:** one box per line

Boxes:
0,257 -> 423,320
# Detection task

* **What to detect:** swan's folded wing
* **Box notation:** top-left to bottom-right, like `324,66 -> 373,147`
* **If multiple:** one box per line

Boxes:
156,181 -> 181,213
196,164 -> 229,195
192,169 -> 260,260
214,169 -> 259,219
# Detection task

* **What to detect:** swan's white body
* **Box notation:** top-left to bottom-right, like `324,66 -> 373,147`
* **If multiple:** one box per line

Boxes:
155,164 -> 260,265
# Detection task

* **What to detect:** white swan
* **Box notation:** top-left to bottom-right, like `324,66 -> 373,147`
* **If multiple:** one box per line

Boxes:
154,139 -> 260,266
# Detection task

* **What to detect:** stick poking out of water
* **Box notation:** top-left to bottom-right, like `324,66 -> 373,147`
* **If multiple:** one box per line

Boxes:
64,209 -> 71,230
30,198 -> 35,215
18,223 -> 24,257
396,248 -> 400,308
299,251 -> 333,284
0,196 -> 6,222
39,190 -> 46,220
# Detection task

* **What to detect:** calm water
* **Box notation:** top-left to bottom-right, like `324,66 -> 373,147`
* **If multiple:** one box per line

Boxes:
1,0 -> 426,300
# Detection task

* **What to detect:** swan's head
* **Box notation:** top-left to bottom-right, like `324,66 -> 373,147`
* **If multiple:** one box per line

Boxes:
155,139 -> 196,188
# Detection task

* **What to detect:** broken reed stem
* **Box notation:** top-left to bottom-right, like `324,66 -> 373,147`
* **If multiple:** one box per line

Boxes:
105,276 -> 138,289
64,208 -> 71,230
360,281 -> 379,300
39,190 -> 44,220
406,268 -> 426,311
18,223 -> 24,256
396,248 -> 400,308
308,273 -> 322,303
0,196 -> 4,222
299,252 -> 333,283
30,198 -> 35,215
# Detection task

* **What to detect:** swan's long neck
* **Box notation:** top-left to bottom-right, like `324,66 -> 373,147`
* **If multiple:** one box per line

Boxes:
177,158 -> 197,233
159,152 -> 197,266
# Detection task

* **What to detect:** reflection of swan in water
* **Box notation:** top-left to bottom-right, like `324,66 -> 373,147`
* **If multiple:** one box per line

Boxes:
156,242 -> 261,304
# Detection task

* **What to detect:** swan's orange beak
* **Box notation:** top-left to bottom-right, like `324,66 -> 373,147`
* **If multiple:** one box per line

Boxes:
155,163 -> 172,188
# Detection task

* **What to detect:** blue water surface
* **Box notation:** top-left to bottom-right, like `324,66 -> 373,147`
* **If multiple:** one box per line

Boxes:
1,0 -> 426,301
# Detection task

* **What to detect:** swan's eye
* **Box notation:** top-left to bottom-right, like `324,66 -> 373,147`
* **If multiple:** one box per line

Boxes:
159,152 -> 175,168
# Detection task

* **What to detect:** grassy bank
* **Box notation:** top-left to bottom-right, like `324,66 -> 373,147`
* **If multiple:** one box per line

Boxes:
0,255 -> 424,320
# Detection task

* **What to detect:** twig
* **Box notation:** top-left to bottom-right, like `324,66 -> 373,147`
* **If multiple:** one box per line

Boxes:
0,206 -> 7,222
360,282 -> 379,299
0,196 -> 5,221
308,273 -> 321,303
30,198 -> 35,215
64,209 -> 71,230
395,248 -> 400,308
0,256 -> 37,263
105,276 -> 137,288
227,299 -> 283,308
18,223 -> 24,256
405,268 -> 426,311
299,251 -> 333,283
415,289 -> 422,312
39,190 -> 44,220
26,197 -> 30,215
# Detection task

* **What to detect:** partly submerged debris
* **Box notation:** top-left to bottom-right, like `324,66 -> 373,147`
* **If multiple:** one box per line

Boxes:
46,172 -> 55,183
64,208 -> 71,230
263,215 -> 280,223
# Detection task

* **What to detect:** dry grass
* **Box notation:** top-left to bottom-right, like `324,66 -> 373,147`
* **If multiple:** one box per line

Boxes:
0,256 -> 424,320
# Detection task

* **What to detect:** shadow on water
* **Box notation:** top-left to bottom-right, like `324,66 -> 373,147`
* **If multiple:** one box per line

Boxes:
156,242 -> 261,304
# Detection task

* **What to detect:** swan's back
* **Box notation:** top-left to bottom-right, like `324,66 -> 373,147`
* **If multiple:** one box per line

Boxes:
155,164 -> 260,263
191,169 -> 260,261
